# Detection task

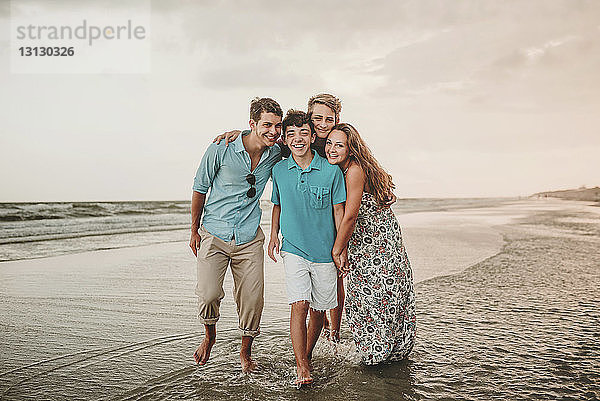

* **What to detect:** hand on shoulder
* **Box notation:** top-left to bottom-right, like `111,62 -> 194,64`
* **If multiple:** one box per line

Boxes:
213,130 -> 242,146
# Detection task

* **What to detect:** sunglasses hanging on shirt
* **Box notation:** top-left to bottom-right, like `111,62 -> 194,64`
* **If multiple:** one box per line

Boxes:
246,174 -> 256,198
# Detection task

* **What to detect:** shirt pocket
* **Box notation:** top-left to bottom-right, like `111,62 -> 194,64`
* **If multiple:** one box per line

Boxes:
309,186 -> 331,209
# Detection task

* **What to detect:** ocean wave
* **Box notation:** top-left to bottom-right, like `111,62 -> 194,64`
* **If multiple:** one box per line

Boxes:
0,225 -> 189,245
0,198 -> 517,222
0,201 -> 191,221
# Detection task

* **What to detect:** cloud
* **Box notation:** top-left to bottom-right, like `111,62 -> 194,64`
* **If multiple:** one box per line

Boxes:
158,0 -> 491,57
469,31 -> 600,111
2,0 -> 600,200
199,58 -> 325,89
149,2 -> 447,94
363,1 -> 600,111
524,35 -> 579,61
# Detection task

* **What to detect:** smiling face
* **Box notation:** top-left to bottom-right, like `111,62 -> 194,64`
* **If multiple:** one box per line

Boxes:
325,129 -> 350,165
284,123 -> 315,158
310,103 -> 337,139
249,112 -> 282,147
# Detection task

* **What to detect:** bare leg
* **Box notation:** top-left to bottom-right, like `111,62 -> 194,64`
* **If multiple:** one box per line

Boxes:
329,276 -> 345,342
322,314 -> 331,340
290,301 -> 312,384
194,324 -> 216,365
240,336 -> 257,373
306,309 -> 325,366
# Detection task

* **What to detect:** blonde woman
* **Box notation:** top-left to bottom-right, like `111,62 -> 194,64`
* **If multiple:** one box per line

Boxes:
325,123 -> 415,365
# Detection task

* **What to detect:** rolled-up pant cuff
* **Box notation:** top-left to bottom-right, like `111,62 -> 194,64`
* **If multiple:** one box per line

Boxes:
239,327 -> 260,337
198,315 -> 219,325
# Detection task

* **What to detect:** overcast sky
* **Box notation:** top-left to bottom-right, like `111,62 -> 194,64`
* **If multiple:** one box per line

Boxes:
0,0 -> 599,201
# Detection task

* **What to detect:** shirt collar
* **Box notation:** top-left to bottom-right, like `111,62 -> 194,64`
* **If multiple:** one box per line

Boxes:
232,130 -> 249,153
233,130 -> 279,158
287,150 -> 323,172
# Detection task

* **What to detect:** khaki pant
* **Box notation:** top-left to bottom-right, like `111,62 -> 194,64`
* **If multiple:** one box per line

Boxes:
195,225 -> 265,337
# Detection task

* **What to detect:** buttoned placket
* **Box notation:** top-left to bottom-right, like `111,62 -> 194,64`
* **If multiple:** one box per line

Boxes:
298,168 -> 308,193
231,146 -> 272,241
232,151 -> 252,241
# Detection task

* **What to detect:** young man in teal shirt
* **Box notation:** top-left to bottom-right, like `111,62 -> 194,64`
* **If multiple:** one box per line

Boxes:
268,110 -> 346,386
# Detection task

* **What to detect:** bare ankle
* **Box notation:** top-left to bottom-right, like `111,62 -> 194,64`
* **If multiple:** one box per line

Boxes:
203,325 -> 216,342
240,351 -> 257,372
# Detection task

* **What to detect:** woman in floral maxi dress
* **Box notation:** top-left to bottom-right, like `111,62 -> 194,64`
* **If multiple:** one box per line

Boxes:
326,123 -> 416,365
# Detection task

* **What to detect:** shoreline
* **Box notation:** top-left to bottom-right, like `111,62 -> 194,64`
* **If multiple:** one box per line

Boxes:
2,198 -> 598,400
2,198 -> 593,282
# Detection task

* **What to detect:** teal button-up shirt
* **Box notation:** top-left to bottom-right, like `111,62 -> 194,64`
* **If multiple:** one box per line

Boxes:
271,152 -> 346,263
193,131 -> 282,245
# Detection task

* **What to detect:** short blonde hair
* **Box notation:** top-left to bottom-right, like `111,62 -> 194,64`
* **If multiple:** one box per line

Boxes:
307,93 -> 342,121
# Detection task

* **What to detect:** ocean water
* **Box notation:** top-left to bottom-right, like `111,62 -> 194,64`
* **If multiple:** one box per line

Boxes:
0,198 -> 513,262
1,199 -> 599,400
0,201 -> 191,262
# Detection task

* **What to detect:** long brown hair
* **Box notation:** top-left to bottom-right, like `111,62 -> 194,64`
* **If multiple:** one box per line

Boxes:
332,123 -> 395,205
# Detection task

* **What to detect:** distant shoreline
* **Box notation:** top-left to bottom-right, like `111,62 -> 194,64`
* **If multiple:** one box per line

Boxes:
531,186 -> 600,205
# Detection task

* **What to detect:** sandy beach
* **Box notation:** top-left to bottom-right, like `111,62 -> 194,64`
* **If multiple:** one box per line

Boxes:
1,198 -> 599,400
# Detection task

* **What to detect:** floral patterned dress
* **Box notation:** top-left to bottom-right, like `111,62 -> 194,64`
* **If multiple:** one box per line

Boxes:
346,192 -> 416,365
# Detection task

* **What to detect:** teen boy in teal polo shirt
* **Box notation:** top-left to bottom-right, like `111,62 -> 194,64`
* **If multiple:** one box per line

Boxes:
268,109 -> 346,386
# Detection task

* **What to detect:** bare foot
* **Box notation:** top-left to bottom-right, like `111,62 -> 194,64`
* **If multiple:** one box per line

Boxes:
240,353 -> 257,373
295,365 -> 313,388
193,337 -> 215,366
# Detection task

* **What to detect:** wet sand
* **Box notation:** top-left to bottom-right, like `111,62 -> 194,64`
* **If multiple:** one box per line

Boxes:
1,199 -> 598,400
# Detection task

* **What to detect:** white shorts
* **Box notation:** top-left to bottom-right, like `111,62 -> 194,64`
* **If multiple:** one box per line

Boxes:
281,251 -> 338,311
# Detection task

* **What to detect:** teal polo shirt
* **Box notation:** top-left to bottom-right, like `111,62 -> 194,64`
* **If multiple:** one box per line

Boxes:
271,152 -> 346,263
